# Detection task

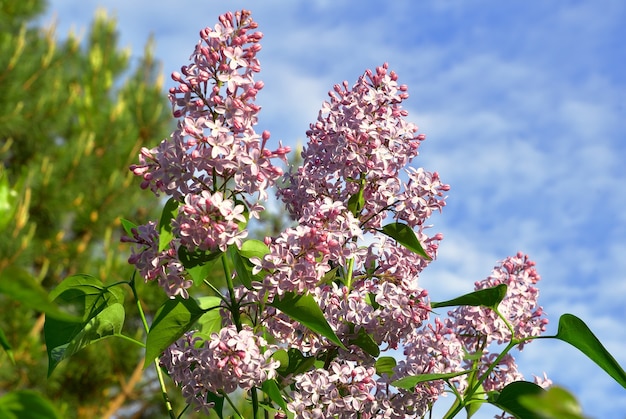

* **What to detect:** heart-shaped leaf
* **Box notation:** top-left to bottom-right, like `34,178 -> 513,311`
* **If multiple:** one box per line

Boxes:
144,296 -> 205,367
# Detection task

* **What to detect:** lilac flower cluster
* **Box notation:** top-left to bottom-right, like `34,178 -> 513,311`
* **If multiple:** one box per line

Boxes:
161,326 -> 279,414
278,63 -> 449,232
172,190 -> 247,252
122,221 -> 191,298
126,10 -> 554,418
131,10 -> 289,202
288,360 -> 379,418
127,10 -> 289,297
447,252 -> 549,392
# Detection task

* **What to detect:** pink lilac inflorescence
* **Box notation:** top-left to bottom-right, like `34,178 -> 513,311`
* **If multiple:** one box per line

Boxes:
125,9 -> 551,418
126,10 -> 289,298
446,252 -> 550,393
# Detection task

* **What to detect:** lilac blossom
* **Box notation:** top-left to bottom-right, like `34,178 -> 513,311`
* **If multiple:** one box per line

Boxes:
287,360 -> 379,418
122,221 -> 192,298
172,190 -> 247,252
446,252 -> 550,394
278,63 -> 449,233
124,9 -> 557,418
130,9 -> 289,202
161,326 -> 279,413
388,319 -> 465,417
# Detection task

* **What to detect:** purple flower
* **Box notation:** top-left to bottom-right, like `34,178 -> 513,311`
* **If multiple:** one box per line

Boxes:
161,326 -> 280,412
173,190 -> 247,252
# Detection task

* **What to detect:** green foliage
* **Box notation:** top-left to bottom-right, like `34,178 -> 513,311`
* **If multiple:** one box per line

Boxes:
554,314 -> 626,389
44,275 -> 126,376
381,221 -> 432,260
431,283 -> 508,310
144,296 -> 205,367
0,390 -> 62,419
270,291 -> 346,350
0,0 -> 172,416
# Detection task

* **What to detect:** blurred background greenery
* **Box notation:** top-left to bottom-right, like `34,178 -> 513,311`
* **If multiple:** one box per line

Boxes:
0,0 -> 176,416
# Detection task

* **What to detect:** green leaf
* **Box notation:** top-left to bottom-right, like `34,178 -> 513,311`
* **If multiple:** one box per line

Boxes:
0,390 -> 62,419
348,327 -> 379,357
178,246 -> 222,284
0,327 -> 14,364
273,348 -> 316,377
270,292 -> 346,350
262,379 -> 288,411
487,381 -> 545,419
48,274 -> 125,309
158,197 -> 179,252
44,274 -> 126,376
239,239 -> 270,260
144,296 -> 205,366
392,370 -> 472,390
195,296 -> 223,337
465,383 -> 486,418
375,356 -> 397,376
231,247 -> 254,289
554,313 -> 626,389
231,240 -> 270,289
205,392 -> 224,419
0,267 -> 82,322
381,222 -> 431,260
347,188 -> 365,214
120,218 -> 137,236
518,386 -> 589,419
431,284 -> 508,310
44,303 -> 125,377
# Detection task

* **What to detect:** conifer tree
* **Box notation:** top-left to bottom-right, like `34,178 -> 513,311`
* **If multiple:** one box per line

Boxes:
0,1 -> 173,416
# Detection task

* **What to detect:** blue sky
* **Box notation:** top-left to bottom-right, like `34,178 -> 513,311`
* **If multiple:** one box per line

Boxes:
41,1 -> 626,417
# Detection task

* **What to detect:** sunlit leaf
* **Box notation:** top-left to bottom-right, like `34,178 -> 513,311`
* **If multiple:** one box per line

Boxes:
431,284 -> 507,311
518,386 -> 589,419
555,314 -> 626,389
158,197 -> 179,252
195,296 -> 223,337
375,356 -> 396,376
381,222 -> 431,260
392,370 -> 472,390
270,292 -> 345,349
144,296 -> 205,367
487,381 -> 545,419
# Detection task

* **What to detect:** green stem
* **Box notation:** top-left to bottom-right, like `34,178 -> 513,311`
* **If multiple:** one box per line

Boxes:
443,322 -> 525,418
114,333 -> 145,348
128,275 -> 177,419
221,250 -> 259,417
222,391 -> 245,418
